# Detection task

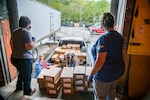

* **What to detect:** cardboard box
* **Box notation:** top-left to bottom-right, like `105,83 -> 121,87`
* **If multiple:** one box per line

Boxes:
85,81 -> 93,88
61,78 -> 73,83
65,49 -> 71,54
37,69 -> 48,82
74,86 -> 86,92
75,50 -> 81,53
76,52 -> 86,59
73,66 -> 85,80
60,67 -> 74,90
59,54 -> 65,61
85,67 -> 93,77
45,78 -> 60,89
44,67 -> 62,83
74,79 -> 85,86
59,62 -> 66,67
62,88 -> 74,95
70,49 -> 76,54
46,86 -> 60,95
60,60 -> 67,63
37,75 -> 44,84
79,59 -> 86,65
59,49 -> 66,54
61,45 -> 67,49
51,54 -> 59,61
62,83 -> 73,88
66,44 -> 72,49
72,44 -> 80,50
38,80 -> 46,89
60,67 -> 74,83
37,69 -> 49,83
85,82 -> 94,92
74,74 -> 85,80
85,67 -> 93,88
87,82 -> 93,88
37,69 -> 49,89
86,87 -> 94,92
54,46 -> 61,54
54,59 -> 60,64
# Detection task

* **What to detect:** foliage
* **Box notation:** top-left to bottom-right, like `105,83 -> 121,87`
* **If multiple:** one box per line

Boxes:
37,0 -> 110,23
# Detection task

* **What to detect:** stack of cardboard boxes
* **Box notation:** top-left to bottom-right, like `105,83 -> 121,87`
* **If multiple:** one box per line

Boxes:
60,67 -> 74,95
50,44 -> 86,67
85,66 -> 94,92
37,69 -> 47,90
73,66 -> 86,92
37,66 -> 93,95
37,67 -> 62,95
73,66 -> 94,92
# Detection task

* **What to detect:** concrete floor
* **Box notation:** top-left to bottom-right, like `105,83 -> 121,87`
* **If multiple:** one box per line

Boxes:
3,78 -> 94,100
0,78 -> 144,100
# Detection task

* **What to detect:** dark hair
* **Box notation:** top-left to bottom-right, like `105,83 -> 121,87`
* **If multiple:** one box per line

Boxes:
101,12 -> 114,28
19,16 -> 31,28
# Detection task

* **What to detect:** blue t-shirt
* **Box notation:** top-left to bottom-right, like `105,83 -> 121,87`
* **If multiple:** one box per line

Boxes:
91,31 -> 125,82
11,28 -> 33,59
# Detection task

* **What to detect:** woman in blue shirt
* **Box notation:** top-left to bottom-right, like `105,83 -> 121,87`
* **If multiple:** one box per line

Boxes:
88,12 -> 125,100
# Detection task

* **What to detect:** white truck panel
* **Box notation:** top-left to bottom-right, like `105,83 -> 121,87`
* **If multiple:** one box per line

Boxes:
16,0 -> 61,41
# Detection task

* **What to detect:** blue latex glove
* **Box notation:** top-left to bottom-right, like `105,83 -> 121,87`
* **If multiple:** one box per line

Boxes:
87,75 -> 93,82
32,36 -> 36,42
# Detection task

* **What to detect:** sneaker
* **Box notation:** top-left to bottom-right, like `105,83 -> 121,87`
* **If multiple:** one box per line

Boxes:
29,88 -> 36,96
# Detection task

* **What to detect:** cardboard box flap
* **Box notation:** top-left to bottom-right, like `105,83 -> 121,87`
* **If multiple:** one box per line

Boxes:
74,66 -> 85,74
37,69 -> 49,79
60,67 -> 74,78
44,67 -> 62,77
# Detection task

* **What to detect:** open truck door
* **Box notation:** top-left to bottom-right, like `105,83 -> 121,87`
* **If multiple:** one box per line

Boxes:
0,0 -> 17,84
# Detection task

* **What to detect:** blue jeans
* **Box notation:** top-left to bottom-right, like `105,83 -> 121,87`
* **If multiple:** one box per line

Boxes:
11,57 -> 33,95
69,62 -> 75,67
34,67 -> 43,78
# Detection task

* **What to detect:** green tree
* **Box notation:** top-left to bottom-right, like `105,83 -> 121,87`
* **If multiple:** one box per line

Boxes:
37,0 -> 110,23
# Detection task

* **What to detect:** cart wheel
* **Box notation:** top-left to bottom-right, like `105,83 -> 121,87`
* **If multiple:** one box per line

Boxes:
32,47 -> 38,62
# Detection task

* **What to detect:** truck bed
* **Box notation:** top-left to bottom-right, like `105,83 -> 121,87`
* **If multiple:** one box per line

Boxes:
46,36 -> 92,67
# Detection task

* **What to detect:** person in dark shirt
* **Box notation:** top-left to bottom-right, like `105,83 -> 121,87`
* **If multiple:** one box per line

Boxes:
10,16 -> 36,96
66,53 -> 76,67
88,12 -> 125,100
